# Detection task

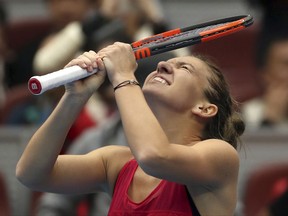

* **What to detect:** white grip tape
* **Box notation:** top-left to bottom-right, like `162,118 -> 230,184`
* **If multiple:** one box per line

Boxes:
28,65 -> 98,95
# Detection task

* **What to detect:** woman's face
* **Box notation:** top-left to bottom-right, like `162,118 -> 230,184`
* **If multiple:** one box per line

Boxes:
143,56 -> 211,112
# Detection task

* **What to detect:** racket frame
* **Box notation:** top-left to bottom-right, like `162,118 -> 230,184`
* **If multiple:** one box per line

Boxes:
132,15 -> 253,59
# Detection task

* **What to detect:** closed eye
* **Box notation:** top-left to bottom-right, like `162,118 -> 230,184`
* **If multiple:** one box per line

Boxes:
172,60 -> 196,74
181,65 -> 193,73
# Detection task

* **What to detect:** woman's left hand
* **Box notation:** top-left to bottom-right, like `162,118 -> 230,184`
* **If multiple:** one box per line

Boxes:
98,42 -> 138,87
64,50 -> 106,98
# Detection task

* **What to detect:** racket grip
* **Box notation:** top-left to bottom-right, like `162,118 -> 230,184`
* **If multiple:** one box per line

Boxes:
28,65 -> 98,95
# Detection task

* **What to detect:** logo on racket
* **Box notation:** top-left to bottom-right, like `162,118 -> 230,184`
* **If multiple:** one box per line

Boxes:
31,83 -> 38,90
28,78 -> 42,95
134,47 -> 151,60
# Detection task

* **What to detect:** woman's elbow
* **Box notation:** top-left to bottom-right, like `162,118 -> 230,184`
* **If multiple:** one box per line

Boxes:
136,149 -> 167,177
15,163 -> 42,189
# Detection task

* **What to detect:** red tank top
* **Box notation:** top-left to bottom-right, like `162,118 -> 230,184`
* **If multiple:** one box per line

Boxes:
108,159 -> 200,216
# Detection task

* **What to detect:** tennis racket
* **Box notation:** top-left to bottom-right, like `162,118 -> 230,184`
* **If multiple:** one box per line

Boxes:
28,15 -> 253,95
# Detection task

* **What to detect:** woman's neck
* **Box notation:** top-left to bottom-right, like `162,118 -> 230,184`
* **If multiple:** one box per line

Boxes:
150,104 -> 203,145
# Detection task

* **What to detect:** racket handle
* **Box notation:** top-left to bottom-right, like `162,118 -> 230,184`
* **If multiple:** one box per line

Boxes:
28,48 -> 151,95
28,65 -> 98,95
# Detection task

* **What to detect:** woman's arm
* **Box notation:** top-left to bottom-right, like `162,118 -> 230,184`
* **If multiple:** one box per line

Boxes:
16,52 -> 108,193
98,42 -> 239,186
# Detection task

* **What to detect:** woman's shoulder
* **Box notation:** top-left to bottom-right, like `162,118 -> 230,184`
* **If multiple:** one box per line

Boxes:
98,145 -> 133,170
99,145 -> 134,193
193,139 -> 239,171
196,138 -> 238,153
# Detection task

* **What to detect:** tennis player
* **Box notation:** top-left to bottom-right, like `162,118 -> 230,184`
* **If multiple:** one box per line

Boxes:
17,42 -> 245,215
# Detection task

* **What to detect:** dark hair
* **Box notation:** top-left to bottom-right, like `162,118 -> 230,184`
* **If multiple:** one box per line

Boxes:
198,55 -> 245,149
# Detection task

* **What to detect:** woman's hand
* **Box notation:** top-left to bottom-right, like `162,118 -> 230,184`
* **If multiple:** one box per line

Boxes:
64,50 -> 106,98
98,42 -> 138,87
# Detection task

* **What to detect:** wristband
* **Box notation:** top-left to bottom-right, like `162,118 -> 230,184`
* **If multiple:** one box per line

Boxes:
114,80 -> 140,92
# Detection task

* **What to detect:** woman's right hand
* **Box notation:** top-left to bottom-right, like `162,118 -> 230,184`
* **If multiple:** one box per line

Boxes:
64,50 -> 106,98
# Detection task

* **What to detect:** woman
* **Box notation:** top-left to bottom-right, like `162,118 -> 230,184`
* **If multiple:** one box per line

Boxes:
16,42 -> 245,215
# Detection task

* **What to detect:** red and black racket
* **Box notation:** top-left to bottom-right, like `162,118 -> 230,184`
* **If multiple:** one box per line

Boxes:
28,15 -> 253,95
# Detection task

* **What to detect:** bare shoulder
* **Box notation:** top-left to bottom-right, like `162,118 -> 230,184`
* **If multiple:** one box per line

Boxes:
188,140 -> 240,216
104,145 -> 134,170
89,145 -> 133,194
193,139 -> 239,160
192,139 -> 239,180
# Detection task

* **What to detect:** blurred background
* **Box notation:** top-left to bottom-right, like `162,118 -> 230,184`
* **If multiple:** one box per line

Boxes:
5,0 -> 260,23
0,0 -> 288,216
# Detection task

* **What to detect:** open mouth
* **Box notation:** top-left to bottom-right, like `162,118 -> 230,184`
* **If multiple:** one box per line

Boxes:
152,76 -> 170,85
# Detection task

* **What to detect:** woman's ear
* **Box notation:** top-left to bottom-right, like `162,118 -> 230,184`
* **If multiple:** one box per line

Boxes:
191,103 -> 218,118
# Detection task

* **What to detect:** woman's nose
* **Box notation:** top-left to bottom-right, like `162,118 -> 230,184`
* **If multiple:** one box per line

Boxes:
157,61 -> 173,74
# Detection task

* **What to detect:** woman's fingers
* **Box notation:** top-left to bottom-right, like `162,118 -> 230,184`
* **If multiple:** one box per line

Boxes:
65,50 -> 99,72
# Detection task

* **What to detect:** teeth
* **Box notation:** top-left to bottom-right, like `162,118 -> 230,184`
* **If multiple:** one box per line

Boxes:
153,77 -> 168,85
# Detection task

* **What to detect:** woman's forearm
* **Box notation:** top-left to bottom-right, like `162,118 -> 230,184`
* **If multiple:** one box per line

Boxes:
114,87 -> 169,163
16,93 -> 87,187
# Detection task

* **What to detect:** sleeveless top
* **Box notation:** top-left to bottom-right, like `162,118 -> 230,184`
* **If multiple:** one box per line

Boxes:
108,159 -> 201,216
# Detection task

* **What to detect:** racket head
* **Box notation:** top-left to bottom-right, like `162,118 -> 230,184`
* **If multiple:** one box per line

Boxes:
133,15 -> 254,60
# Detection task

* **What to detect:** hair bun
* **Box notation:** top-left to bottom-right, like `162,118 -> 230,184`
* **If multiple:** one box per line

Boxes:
231,113 -> 245,137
